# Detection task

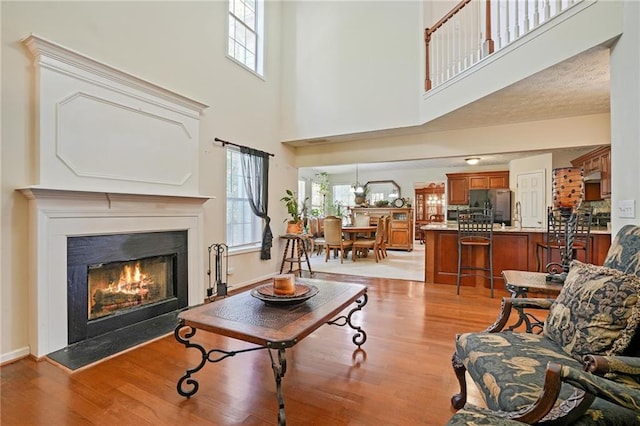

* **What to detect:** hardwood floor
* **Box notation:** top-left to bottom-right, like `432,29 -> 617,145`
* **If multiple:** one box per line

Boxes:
1,273 -> 510,425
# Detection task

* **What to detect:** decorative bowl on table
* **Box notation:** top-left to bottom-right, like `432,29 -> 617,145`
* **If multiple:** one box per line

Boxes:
251,275 -> 319,306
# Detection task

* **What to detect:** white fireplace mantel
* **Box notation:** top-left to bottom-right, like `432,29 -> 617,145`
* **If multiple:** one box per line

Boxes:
19,34 -> 213,359
21,188 -> 212,358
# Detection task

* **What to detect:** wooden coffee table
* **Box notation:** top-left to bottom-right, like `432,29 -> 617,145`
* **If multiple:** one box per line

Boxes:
174,278 -> 368,425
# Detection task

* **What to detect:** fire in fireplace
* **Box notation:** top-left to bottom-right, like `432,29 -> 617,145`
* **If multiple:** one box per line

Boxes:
88,255 -> 174,320
67,231 -> 188,345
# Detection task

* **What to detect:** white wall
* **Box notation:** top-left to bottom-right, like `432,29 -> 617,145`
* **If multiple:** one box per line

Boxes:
610,1 -> 640,234
1,1 -> 293,361
294,113 -> 610,169
280,0 -> 423,141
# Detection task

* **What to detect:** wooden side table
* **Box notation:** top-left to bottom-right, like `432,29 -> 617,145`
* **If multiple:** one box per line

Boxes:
502,270 -> 563,298
502,270 -> 563,333
279,234 -> 313,277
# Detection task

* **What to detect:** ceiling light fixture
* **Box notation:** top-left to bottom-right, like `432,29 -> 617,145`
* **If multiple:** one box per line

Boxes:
352,164 -> 364,195
465,157 -> 480,165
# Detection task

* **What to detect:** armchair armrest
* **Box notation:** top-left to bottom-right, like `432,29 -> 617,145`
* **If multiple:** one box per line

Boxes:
559,362 -> 640,414
487,297 -> 554,333
583,354 -> 640,377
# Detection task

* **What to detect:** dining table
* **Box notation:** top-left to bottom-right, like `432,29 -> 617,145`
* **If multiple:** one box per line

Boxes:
342,225 -> 377,240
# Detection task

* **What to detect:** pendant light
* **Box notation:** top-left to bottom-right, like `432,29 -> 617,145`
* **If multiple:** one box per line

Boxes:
353,164 -> 364,195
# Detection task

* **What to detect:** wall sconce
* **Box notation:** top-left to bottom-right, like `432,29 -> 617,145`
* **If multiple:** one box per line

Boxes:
465,157 -> 480,165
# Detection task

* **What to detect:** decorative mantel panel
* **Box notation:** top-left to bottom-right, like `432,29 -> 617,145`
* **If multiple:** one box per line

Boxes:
22,34 -> 208,195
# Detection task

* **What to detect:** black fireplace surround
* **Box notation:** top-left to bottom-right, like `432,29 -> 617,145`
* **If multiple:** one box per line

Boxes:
67,231 -> 188,345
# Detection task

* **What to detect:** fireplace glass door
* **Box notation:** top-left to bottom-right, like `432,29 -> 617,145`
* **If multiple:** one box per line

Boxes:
88,255 -> 175,320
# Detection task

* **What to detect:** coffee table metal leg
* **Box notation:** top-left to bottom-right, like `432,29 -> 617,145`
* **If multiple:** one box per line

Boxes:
327,291 -> 368,347
268,347 -> 287,426
174,320 -> 268,398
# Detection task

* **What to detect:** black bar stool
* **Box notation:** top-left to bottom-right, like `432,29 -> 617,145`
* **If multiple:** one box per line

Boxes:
456,208 -> 495,298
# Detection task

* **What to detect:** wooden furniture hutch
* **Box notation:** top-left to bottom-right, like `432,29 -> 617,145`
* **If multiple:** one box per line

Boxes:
446,171 -> 510,205
414,183 -> 446,242
350,207 -> 413,251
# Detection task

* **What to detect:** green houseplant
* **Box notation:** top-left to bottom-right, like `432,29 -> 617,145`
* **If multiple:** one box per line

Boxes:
281,189 -> 307,234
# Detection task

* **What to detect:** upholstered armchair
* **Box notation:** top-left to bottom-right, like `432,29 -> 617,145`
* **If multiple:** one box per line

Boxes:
449,224 -> 640,425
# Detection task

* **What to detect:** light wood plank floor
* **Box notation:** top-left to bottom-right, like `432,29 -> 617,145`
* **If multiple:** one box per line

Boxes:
1,273 -> 510,425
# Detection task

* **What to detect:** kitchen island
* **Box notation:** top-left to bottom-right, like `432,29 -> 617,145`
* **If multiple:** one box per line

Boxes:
422,224 -> 611,288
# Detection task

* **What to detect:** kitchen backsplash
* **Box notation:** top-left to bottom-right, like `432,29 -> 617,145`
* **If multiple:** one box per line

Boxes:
583,199 -> 611,214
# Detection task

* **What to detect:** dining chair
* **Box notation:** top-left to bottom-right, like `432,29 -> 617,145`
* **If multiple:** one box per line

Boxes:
323,216 -> 353,263
352,218 -> 385,262
380,215 -> 390,258
353,213 -> 371,227
456,207 -> 494,298
308,216 -> 326,256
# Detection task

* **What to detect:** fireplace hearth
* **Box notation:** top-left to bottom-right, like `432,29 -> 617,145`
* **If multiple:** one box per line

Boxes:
67,231 -> 188,345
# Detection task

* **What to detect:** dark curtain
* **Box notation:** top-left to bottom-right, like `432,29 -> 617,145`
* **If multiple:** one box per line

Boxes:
240,147 -> 273,260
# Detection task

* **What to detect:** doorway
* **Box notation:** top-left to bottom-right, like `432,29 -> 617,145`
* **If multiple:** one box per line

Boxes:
516,170 -> 546,228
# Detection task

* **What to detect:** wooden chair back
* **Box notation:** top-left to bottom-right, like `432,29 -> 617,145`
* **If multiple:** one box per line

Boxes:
323,216 -> 343,245
457,208 -> 494,245
353,214 -> 370,227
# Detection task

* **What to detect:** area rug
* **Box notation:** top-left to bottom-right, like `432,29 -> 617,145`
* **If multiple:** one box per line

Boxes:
307,242 -> 424,281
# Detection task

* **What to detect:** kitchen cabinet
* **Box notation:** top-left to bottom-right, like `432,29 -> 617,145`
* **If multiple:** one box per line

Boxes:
423,227 -> 611,286
414,183 -> 446,241
570,145 -> 611,199
447,176 -> 469,205
350,207 -> 413,251
600,148 -> 611,197
446,171 -> 509,205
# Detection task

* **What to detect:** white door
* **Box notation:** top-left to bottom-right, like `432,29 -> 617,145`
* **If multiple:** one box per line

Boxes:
517,171 -> 546,228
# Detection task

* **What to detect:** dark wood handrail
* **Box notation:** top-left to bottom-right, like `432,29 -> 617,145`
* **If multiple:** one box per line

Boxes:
424,0 -> 494,91
426,0 -> 473,37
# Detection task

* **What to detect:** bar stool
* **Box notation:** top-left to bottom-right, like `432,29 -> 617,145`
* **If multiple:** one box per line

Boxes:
279,234 -> 313,277
535,207 -> 592,272
456,208 -> 494,298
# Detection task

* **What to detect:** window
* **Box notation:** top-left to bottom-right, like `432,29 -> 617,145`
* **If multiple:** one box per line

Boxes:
333,185 -> 353,208
228,0 -> 263,75
226,149 -> 262,249
298,179 -> 306,211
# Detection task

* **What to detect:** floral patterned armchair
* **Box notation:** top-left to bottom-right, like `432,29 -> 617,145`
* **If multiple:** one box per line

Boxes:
449,224 -> 640,425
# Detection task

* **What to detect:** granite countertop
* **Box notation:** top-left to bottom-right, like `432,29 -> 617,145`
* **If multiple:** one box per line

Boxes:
420,223 -> 611,235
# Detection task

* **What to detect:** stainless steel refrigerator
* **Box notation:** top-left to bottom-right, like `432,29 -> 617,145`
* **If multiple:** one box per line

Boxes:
468,189 -> 512,226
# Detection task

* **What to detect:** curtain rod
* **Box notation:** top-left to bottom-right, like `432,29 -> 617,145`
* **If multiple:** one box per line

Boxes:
214,137 -> 275,157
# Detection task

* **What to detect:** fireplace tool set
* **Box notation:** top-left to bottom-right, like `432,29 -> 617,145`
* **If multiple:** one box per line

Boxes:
207,243 -> 229,299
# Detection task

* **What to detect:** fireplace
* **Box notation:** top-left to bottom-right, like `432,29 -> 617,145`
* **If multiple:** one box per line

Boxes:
67,231 -> 188,345
19,35 -> 210,359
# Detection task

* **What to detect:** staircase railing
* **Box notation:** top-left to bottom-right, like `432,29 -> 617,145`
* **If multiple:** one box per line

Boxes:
425,0 -> 584,91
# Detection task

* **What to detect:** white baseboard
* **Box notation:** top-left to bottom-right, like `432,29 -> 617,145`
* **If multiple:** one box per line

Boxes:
1,346 -> 30,365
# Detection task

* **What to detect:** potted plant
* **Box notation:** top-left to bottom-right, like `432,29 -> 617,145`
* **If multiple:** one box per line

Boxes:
281,189 -> 307,234
354,185 -> 369,206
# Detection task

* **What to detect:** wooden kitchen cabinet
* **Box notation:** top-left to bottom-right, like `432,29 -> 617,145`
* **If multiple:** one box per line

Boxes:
446,171 -> 509,205
423,227 -> 611,286
570,145 -> 611,199
600,148 -> 611,197
447,176 -> 469,205
350,207 -> 413,251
